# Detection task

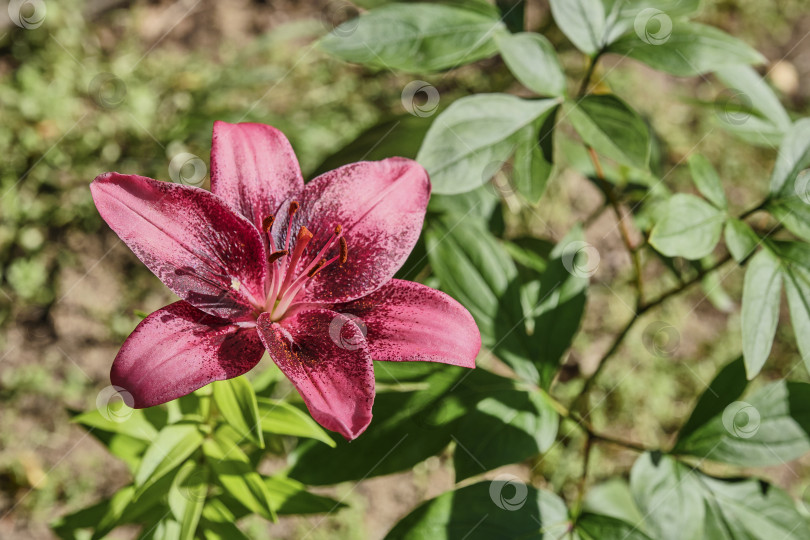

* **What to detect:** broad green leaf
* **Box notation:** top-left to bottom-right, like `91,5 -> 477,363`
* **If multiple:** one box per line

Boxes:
715,65 -> 791,138
649,194 -> 725,259
202,436 -> 277,521
417,94 -> 558,194
512,110 -> 556,204
212,376 -> 264,449
134,424 -> 203,496
320,4 -> 502,72
769,119 -> 810,196
495,32 -> 566,96
777,246 -> 810,372
630,453 -> 704,540
425,213 -> 517,343
200,499 -> 250,540
675,357 -> 747,445
549,0 -> 606,55
607,22 -> 764,76
576,513 -> 654,540
289,367 -> 516,485
583,479 -> 646,530
630,453 -> 810,540
385,482 -> 570,539
741,248 -> 782,378
688,154 -> 727,209
72,406 -> 158,441
601,0 -> 702,44
453,389 -> 559,481
724,219 -> 759,263
675,381 -> 810,467
768,197 -> 810,243
257,397 -> 335,447
698,474 -> 810,540
566,94 -> 650,169
168,462 -> 209,540
314,115 -> 432,175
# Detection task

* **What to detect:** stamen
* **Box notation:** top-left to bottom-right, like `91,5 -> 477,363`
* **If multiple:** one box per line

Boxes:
334,224 -> 342,235
268,250 -> 288,264
284,201 -> 300,251
339,237 -> 348,264
307,259 -> 326,277
262,215 -> 275,232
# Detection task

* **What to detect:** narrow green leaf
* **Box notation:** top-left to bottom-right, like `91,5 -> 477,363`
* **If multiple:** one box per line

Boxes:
715,65 -> 791,133
688,154 -> 727,209
384,482 -> 570,539
601,0 -> 701,44
724,219 -> 759,263
202,436 -> 277,521
200,499 -> 251,540
72,406 -> 158,441
134,424 -> 203,496
168,461 -> 209,540
566,94 -> 650,169
741,248 -> 782,378
549,0 -> 606,55
417,94 -> 559,194
649,194 -> 725,259
320,3 -> 502,72
675,357 -> 747,446
256,397 -> 336,447
495,32 -> 566,96
212,376 -> 264,449
607,22 -> 765,76
768,198 -> 810,243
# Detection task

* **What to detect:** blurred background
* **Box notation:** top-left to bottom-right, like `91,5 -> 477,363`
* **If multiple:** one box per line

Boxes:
1,0 -> 810,538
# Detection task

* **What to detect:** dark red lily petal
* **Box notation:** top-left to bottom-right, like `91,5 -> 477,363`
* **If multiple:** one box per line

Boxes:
257,308 -> 374,440
210,121 -> 304,231
111,301 -> 265,408
91,173 -> 267,319
287,158 -> 430,303
335,279 -> 480,367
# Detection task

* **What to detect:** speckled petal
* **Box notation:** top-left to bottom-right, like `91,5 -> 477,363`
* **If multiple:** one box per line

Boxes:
282,158 -> 430,304
91,172 -> 267,319
335,279 -> 480,367
210,121 -> 304,230
111,301 -> 265,408
257,308 -> 374,440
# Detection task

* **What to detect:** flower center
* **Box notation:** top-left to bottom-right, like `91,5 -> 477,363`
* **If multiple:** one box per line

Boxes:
261,201 -> 348,321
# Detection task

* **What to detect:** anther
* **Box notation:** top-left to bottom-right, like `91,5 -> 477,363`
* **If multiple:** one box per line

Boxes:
289,201 -> 300,216
262,215 -> 275,232
334,224 -> 343,235
268,250 -> 288,264
307,259 -> 326,277
339,237 -> 348,264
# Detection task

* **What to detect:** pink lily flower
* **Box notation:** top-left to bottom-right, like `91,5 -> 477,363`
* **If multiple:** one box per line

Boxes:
90,122 -> 480,440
